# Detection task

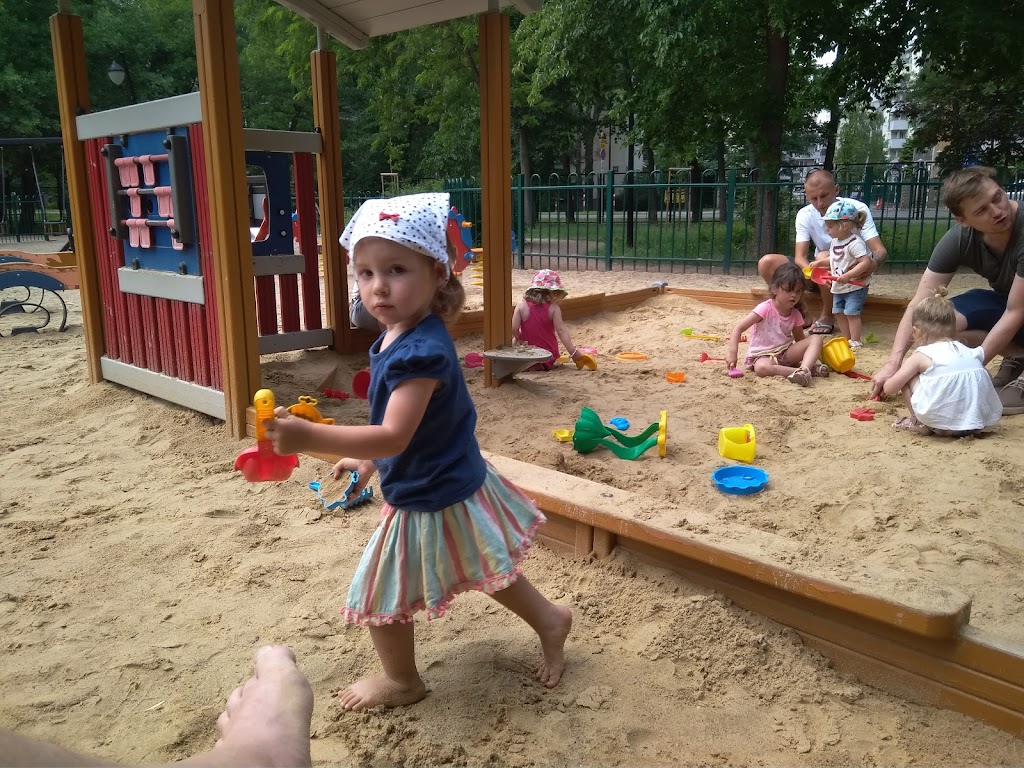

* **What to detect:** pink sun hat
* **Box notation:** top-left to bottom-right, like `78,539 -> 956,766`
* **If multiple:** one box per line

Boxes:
529,269 -> 567,294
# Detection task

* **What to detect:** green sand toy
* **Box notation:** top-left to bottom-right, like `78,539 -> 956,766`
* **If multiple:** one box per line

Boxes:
572,406 -> 667,460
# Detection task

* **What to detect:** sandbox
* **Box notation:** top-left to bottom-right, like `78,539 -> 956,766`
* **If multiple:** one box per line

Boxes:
252,278 -> 1024,738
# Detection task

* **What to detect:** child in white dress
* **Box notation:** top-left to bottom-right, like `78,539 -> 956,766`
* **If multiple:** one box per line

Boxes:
883,287 -> 1002,435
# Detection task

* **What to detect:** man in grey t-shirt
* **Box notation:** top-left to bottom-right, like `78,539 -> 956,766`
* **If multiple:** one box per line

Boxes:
870,167 -> 1024,414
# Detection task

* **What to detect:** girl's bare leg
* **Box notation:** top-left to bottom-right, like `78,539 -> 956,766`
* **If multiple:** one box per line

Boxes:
834,313 -> 851,340
338,622 -> 427,711
847,314 -> 862,344
752,357 -> 800,379
490,576 -> 573,687
788,336 -> 824,371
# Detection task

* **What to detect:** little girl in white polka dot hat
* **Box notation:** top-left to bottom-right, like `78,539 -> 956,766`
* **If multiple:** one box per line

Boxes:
263,193 -> 572,711
512,269 -> 588,370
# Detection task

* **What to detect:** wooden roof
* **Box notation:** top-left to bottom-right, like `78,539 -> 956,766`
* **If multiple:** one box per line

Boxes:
274,0 -> 542,49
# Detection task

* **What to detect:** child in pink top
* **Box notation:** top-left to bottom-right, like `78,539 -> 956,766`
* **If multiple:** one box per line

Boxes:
512,270 -> 585,370
727,262 -> 829,387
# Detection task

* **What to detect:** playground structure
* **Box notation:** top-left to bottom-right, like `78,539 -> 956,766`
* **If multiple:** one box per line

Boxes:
0,249 -> 79,336
51,0 -> 529,438
41,0 -> 1024,741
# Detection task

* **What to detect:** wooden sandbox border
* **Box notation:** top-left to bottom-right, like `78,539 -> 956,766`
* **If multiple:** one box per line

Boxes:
667,285 -> 912,324
249,285 -> 1023,737
490,454 -> 1024,739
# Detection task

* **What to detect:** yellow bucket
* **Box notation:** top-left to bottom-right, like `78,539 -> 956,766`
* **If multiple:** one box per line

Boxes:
718,423 -> 756,463
821,337 -> 855,373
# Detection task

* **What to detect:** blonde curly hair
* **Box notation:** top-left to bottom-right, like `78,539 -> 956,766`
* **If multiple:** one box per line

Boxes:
911,286 -> 957,343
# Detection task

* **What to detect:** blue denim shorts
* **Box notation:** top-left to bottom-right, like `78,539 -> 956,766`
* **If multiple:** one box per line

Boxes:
951,288 -> 1024,346
832,286 -> 869,316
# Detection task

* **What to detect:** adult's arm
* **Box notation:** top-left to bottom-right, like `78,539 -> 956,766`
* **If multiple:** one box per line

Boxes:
863,234 -> 888,272
793,240 -> 813,269
870,268 -> 955,398
856,203 -> 888,272
980,274 -> 1024,364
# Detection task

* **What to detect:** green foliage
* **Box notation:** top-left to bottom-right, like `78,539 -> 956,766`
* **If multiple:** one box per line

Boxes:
3,0 -> 1020,204
901,1 -> 1024,166
835,109 -> 887,166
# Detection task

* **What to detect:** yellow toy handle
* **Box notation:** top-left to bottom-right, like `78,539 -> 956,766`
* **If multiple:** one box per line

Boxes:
254,389 -> 276,442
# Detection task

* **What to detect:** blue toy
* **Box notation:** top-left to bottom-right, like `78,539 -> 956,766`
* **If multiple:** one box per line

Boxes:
711,466 -> 769,495
608,416 -> 630,430
308,470 -> 373,511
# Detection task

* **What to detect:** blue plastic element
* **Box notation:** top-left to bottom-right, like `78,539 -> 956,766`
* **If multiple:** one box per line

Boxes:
608,416 -> 630,430
711,465 -> 769,495
308,470 -> 374,511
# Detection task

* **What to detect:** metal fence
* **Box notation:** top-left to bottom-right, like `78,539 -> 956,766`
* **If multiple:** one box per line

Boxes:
444,166 -> 1022,275
0,190 -> 70,245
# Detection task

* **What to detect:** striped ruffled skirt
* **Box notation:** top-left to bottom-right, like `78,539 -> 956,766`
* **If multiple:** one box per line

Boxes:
341,463 -> 544,626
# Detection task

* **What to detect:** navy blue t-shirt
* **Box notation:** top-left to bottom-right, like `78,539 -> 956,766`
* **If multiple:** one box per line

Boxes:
368,314 -> 487,511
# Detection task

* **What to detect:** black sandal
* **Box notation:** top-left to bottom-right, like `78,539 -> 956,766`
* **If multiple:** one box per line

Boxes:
807,321 -> 834,335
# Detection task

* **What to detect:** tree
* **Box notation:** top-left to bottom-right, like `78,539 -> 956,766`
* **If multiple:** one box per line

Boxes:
904,0 -> 1024,168
835,108 -> 887,167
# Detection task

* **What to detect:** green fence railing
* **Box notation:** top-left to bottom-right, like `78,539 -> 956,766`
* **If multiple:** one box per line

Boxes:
444,168 -> 969,275
0,190 -> 69,245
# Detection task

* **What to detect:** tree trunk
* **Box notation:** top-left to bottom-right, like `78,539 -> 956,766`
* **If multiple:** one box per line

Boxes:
562,156 -> 576,224
644,145 -> 658,223
716,135 -> 727,221
757,24 -> 789,257
583,124 -> 596,216
689,158 -> 703,223
518,125 -> 536,227
822,97 -> 841,171
626,112 -> 635,248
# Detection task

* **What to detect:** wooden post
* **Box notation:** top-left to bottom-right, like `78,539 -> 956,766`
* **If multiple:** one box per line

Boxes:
49,9 -> 104,383
478,12 -> 513,386
193,0 -> 260,438
311,37 -> 349,352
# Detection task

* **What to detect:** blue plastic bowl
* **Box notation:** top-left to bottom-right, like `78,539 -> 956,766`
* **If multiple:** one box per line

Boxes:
711,465 -> 769,495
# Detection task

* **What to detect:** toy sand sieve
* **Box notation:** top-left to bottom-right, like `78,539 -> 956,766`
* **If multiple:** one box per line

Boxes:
718,423 -> 756,463
483,344 -> 552,379
820,337 -> 855,373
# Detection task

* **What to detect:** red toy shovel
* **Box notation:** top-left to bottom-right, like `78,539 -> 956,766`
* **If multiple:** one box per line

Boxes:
810,266 -> 865,288
234,389 -> 299,482
699,352 -> 726,363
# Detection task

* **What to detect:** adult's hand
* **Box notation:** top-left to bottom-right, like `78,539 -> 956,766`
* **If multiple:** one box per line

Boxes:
870,360 -> 900,399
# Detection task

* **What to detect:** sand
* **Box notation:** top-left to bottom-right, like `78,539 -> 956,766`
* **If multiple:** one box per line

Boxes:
2,267 -> 1023,766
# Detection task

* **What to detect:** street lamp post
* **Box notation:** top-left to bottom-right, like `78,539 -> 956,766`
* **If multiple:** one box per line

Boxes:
107,59 -> 137,103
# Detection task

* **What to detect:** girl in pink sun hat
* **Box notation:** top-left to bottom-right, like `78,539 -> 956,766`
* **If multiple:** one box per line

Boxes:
512,269 -> 588,370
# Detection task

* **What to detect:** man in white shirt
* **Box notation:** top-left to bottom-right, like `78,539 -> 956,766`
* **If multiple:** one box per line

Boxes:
758,169 -> 889,334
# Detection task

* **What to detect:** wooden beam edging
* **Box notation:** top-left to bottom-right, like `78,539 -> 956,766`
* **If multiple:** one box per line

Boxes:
236,428 -> 1024,734
667,287 -> 910,325
484,452 -> 1024,737
450,287 -> 658,340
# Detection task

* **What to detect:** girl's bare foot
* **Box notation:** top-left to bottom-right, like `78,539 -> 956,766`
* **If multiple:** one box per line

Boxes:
337,673 -> 427,711
892,416 -> 932,435
536,604 -> 573,688
208,646 -> 313,768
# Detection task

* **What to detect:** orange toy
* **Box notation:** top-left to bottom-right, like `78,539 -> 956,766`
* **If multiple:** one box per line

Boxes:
234,389 -> 299,482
